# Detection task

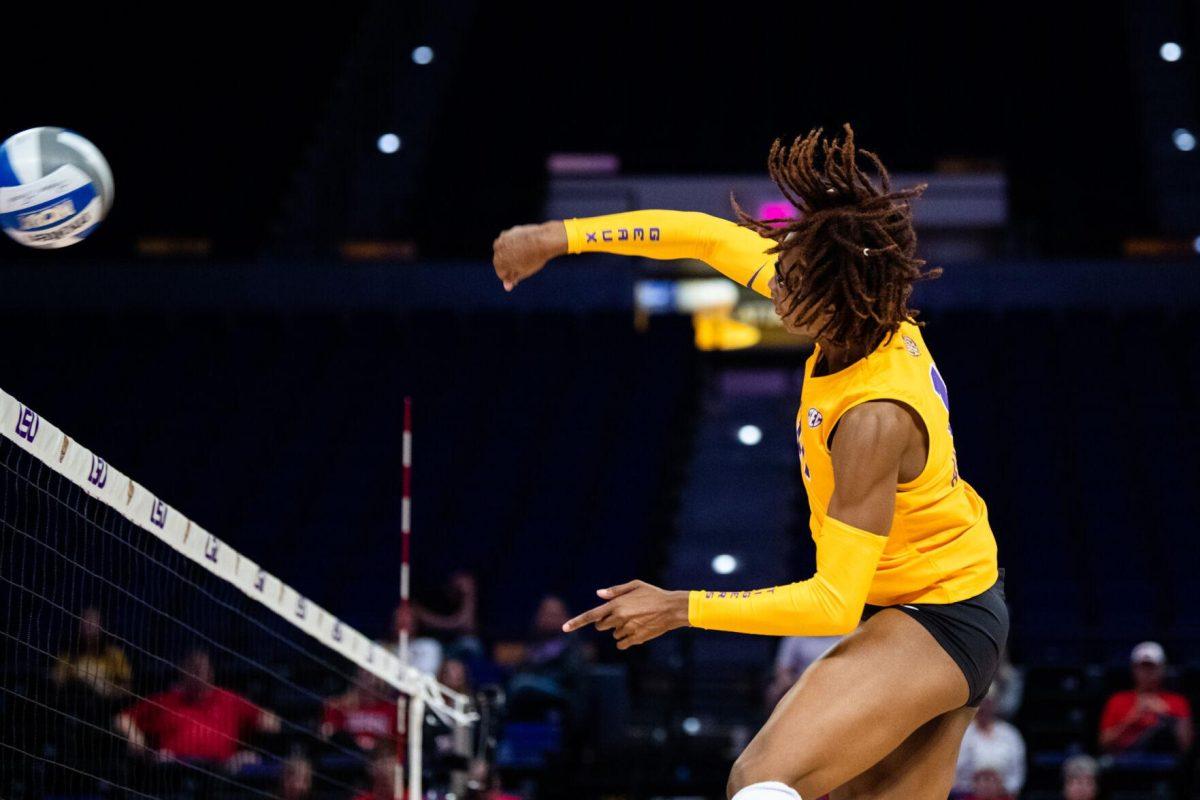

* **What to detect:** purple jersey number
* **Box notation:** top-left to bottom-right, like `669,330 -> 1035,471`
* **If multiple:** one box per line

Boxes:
930,363 -> 950,411
930,363 -> 960,486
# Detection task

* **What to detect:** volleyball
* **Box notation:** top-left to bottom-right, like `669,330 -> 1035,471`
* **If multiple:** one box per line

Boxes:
0,127 -> 114,249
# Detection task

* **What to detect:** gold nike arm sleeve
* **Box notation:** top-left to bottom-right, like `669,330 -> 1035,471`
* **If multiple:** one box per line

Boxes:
688,516 -> 889,636
562,210 -> 775,298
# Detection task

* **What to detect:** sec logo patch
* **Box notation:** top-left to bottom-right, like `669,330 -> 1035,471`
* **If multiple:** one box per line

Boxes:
807,408 -> 823,428
903,335 -> 920,357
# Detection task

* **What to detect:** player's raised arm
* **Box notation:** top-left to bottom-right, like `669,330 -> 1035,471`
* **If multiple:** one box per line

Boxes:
492,210 -> 776,296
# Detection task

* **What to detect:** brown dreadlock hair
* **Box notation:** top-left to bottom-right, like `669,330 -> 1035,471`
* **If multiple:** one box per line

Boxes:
734,124 -> 941,350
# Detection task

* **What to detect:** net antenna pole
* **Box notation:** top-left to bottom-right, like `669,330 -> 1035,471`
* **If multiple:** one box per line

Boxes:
408,692 -> 426,800
400,396 -> 412,667
397,396 -> 414,800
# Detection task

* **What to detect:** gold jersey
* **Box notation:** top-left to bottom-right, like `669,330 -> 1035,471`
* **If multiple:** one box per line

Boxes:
566,210 -> 999,609
799,322 -> 998,605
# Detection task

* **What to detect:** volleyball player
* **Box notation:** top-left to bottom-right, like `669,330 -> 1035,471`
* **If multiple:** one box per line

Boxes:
493,126 -> 1007,800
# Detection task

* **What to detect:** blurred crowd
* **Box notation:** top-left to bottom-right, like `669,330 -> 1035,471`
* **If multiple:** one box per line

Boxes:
42,581 -> 1198,800
45,570 -> 590,800
767,637 -> 1194,800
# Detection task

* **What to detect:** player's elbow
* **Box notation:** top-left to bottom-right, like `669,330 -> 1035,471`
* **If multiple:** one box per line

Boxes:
809,577 -> 864,635
825,606 -> 861,635
796,602 -> 859,636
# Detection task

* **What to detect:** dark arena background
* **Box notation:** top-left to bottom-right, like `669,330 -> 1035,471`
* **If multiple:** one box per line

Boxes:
2,2 -> 1200,799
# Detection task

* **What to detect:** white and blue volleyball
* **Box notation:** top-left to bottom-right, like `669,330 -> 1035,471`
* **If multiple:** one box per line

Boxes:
0,127 -> 113,249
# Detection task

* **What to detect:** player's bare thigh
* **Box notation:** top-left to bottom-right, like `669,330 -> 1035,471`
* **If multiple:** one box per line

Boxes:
829,706 -> 976,800
728,609 -> 969,799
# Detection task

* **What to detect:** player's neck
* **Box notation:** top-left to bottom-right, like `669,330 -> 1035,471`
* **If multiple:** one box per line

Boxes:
815,339 -> 870,375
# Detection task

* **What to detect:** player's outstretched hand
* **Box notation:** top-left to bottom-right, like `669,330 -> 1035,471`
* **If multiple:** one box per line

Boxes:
563,579 -> 690,650
492,221 -> 568,292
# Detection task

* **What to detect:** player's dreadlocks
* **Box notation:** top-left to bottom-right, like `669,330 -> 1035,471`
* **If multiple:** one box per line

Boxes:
734,124 -> 940,350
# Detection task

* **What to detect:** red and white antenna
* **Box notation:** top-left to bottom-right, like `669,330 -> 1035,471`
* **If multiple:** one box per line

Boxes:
397,396 -> 413,800
399,396 -> 413,667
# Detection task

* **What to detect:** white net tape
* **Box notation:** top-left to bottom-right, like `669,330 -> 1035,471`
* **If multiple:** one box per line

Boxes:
0,388 -> 475,799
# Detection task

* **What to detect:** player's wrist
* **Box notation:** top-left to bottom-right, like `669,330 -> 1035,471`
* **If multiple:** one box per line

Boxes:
539,221 -> 568,258
670,590 -> 692,628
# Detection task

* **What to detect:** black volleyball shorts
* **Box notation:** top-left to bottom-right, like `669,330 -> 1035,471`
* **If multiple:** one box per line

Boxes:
861,571 -> 1009,707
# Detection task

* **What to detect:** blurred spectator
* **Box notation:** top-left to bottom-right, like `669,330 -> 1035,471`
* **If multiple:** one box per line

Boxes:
51,606 -> 133,703
114,648 -> 280,769
467,758 -> 523,800
963,764 -> 1013,800
507,595 -> 586,721
764,636 -> 839,708
428,658 -> 474,783
393,603 -> 444,675
954,685 -> 1026,797
992,649 -> 1024,720
1062,754 -> 1099,800
321,666 -> 397,752
279,754 -> 313,800
1099,641 -> 1193,755
351,748 -> 396,800
438,657 -> 473,696
417,571 -> 484,662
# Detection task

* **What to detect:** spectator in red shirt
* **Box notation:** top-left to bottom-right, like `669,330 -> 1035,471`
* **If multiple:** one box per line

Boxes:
1099,641 -> 1193,755
114,649 -> 279,769
321,667 -> 397,752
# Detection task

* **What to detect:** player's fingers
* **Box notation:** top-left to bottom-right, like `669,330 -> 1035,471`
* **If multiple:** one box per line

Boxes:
597,580 -> 643,599
563,602 -> 611,633
617,628 -> 651,650
595,612 -> 623,632
616,633 -> 640,650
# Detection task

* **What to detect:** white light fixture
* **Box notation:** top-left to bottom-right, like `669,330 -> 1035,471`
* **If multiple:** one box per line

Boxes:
377,133 -> 402,154
712,554 -> 738,575
737,424 -> 762,446
1160,42 -> 1183,62
682,717 -> 701,735
1173,128 -> 1196,152
412,46 -> 434,65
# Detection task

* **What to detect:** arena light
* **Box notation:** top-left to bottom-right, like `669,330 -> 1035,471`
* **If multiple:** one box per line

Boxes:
412,46 -> 435,65
377,133 -> 402,154
1160,42 -> 1183,62
737,424 -> 762,446
1173,128 -> 1196,152
1193,235 -> 1200,255
712,554 -> 738,575
682,717 -> 702,735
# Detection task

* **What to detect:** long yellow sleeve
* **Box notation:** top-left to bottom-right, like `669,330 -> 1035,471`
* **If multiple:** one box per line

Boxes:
688,516 -> 888,636
562,210 -> 775,298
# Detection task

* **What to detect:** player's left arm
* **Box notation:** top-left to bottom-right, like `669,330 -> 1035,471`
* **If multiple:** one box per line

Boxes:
564,401 -> 911,648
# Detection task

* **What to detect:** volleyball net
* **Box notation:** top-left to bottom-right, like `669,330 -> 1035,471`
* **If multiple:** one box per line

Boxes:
0,388 -> 475,800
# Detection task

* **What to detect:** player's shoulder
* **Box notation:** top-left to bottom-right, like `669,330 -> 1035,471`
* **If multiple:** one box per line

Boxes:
838,398 -> 922,446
